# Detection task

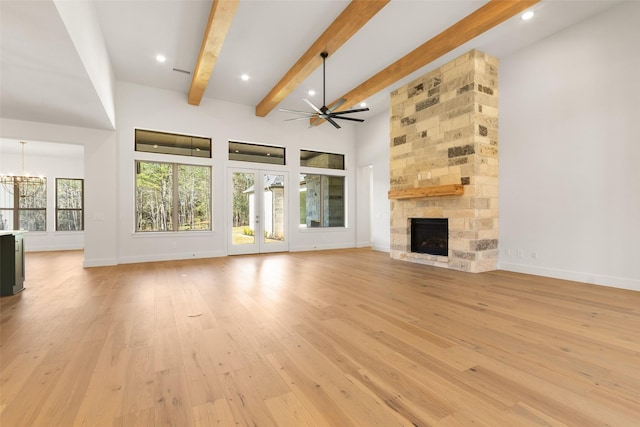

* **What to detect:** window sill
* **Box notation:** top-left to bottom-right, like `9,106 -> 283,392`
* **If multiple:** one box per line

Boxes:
298,226 -> 348,232
132,230 -> 215,238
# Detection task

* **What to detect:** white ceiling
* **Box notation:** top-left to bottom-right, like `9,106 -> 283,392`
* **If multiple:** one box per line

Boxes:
0,0 -> 623,134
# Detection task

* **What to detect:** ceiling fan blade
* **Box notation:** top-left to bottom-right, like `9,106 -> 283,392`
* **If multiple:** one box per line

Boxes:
303,98 -> 322,114
285,116 -> 319,121
326,117 -> 341,129
328,98 -> 346,112
278,108 -> 316,115
330,115 -> 365,122
331,107 -> 370,115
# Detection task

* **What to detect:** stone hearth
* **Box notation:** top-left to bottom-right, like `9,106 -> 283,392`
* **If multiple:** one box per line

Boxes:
389,50 -> 499,273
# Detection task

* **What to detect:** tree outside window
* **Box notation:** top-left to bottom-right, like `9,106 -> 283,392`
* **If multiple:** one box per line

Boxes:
56,178 -> 84,231
135,161 -> 211,232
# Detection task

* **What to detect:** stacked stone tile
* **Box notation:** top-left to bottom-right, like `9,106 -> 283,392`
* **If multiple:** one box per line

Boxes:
389,50 -> 499,273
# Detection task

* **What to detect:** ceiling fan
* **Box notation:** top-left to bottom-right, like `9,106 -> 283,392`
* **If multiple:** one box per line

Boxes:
278,51 -> 369,129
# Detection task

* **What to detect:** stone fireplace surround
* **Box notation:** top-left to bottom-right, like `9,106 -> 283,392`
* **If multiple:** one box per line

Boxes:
389,50 -> 499,273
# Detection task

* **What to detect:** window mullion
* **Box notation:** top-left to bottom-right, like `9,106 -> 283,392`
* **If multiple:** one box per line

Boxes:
172,163 -> 179,231
319,175 -> 325,227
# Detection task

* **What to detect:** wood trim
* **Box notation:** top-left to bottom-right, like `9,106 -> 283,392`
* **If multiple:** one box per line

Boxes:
188,0 -> 240,106
312,0 -> 540,126
255,0 -> 390,117
388,184 -> 464,199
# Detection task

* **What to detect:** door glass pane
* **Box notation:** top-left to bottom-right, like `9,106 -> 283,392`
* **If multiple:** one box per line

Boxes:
232,172 -> 255,245
263,174 -> 285,244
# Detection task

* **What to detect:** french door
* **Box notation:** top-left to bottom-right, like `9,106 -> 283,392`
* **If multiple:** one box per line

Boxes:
228,168 -> 288,255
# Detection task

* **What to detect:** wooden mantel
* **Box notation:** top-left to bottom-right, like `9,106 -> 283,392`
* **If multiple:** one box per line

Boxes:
388,184 -> 464,200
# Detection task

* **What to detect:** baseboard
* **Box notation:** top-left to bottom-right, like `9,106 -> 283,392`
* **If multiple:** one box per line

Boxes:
25,244 -> 84,252
290,243 -> 355,252
83,257 -> 117,267
498,261 -> 640,292
371,244 -> 390,253
117,250 -> 227,265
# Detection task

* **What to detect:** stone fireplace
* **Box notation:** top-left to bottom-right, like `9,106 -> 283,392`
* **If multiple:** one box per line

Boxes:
389,50 -> 499,273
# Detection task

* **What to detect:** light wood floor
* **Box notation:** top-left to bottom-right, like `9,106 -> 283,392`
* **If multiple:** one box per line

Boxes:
1,249 -> 639,426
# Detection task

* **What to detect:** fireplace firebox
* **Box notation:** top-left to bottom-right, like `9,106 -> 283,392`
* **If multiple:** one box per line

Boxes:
411,218 -> 448,256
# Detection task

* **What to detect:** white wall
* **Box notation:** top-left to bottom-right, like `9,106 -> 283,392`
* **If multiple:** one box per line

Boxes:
115,82 -> 357,264
355,109 -> 391,252
499,2 -> 640,291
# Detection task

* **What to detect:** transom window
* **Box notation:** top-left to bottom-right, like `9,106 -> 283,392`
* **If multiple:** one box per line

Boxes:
135,129 -> 211,158
300,150 -> 344,170
229,141 -> 286,165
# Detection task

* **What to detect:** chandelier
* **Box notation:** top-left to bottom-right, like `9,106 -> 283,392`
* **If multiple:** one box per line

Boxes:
0,141 -> 45,195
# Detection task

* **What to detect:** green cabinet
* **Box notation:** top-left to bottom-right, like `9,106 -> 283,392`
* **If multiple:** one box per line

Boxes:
0,232 -> 25,296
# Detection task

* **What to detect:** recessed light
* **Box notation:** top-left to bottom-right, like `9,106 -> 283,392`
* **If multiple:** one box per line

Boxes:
360,102 -> 367,107
241,74 -> 250,81
156,54 -> 167,63
308,90 -> 316,96
521,11 -> 534,21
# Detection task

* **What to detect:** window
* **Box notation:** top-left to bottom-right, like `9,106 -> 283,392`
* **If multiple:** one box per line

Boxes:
299,174 -> 345,228
135,129 -> 211,158
135,161 -> 211,232
56,178 -> 84,231
300,150 -> 344,170
229,141 -> 285,165
0,179 -> 47,231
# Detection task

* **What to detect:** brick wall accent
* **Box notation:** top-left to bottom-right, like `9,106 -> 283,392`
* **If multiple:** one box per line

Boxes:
389,50 -> 499,273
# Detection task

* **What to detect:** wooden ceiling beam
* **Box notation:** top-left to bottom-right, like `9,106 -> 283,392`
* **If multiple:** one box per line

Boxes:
313,0 -> 540,125
188,0 -> 240,106
255,0 -> 390,118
